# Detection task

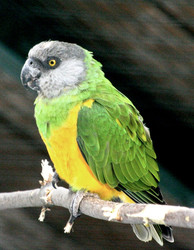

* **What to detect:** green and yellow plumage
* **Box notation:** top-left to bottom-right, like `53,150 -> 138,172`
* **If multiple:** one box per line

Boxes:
21,41 -> 174,245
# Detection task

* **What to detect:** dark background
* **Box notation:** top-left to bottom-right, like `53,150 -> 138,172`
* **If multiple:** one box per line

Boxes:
0,1 -> 193,249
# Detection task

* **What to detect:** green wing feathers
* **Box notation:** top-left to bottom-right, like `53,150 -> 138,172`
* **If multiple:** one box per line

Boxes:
77,94 -> 160,193
76,77 -> 173,245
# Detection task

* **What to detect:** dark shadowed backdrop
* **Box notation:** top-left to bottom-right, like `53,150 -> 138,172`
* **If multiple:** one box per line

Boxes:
0,1 -> 193,249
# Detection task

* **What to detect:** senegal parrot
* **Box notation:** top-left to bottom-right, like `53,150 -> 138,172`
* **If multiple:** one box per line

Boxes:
21,41 -> 174,245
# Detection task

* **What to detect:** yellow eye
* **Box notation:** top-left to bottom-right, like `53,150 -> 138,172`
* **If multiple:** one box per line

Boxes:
48,59 -> 56,67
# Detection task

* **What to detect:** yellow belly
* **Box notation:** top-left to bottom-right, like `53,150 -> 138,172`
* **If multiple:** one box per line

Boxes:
41,99 -> 134,203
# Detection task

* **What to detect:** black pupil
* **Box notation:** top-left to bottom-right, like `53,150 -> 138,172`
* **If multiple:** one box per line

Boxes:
50,60 -> 54,64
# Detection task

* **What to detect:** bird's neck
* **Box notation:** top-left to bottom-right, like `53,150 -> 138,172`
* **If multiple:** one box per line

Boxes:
34,86 -> 93,138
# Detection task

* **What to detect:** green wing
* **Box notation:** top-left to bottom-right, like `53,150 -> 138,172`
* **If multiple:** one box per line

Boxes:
77,88 -> 163,203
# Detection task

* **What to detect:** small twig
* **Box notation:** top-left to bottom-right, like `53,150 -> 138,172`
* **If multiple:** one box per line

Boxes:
38,207 -> 51,222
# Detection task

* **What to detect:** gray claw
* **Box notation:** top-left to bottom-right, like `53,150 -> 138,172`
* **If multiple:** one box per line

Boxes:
52,172 -> 60,189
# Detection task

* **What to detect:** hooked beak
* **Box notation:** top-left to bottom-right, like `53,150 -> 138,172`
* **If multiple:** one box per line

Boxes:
20,58 -> 42,91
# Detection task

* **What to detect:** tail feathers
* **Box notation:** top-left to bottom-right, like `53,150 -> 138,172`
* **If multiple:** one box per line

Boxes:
161,225 -> 174,243
132,224 -> 153,244
132,224 -> 174,246
150,225 -> 164,246
120,187 -> 174,245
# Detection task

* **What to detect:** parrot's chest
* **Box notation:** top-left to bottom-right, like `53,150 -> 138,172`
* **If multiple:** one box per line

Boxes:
40,99 -> 96,187
40,102 -> 84,183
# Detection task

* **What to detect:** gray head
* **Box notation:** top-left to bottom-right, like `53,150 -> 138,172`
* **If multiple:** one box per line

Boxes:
21,41 -> 86,98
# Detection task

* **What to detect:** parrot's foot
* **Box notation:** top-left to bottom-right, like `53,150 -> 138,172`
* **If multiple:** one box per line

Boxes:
52,171 -> 60,189
64,190 -> 86,233
64,190 -> 98,233
102,203 -> 124,222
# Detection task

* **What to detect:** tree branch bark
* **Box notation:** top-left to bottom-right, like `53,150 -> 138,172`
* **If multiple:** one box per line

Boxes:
0,185 -> 194,229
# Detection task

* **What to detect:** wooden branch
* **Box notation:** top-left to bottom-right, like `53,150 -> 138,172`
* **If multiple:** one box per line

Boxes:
0,160 -> 193,230
0,185 -> 194,229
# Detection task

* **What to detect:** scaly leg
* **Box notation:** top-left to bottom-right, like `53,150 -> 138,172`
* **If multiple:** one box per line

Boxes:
64,190 -> 98,233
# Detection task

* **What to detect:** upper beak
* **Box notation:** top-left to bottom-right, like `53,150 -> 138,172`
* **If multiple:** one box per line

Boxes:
20,58 -> 41,91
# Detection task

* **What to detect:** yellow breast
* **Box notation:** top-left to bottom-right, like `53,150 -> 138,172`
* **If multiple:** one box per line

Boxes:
40,99 -> 134,203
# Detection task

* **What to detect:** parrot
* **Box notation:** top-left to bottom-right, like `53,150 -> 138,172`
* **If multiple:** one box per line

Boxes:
20,40 -> 174,245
